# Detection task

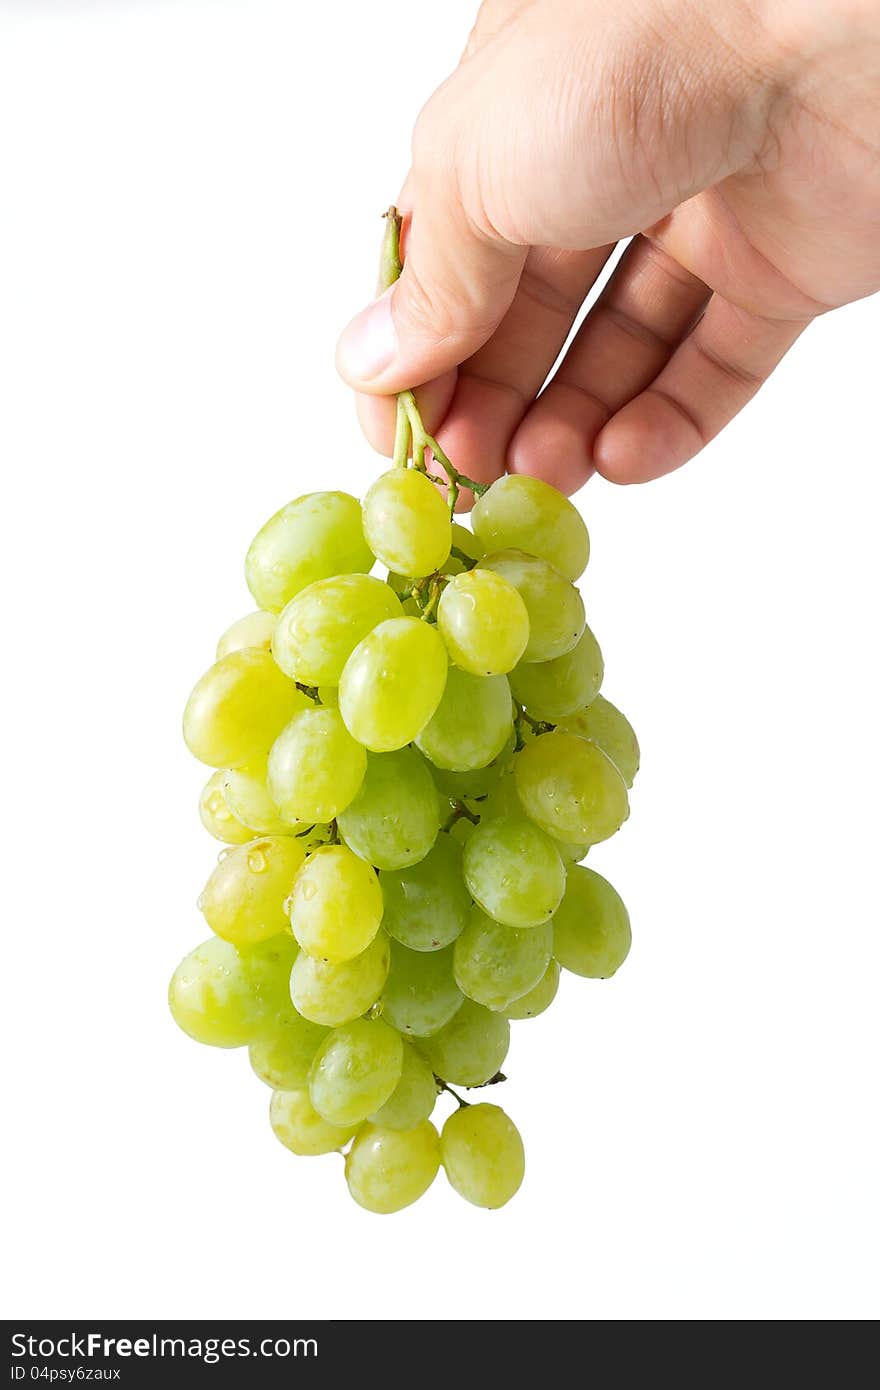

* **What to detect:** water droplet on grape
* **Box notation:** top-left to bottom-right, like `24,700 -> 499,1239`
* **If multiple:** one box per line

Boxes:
247,848 -> 268,873
196,892 -> 206,911
301,880 -> 318,901
217,846 -> 234,862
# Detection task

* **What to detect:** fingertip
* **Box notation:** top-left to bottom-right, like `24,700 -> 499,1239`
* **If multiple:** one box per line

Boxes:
336,287 -> 398,392
507,388 -> 604,495
594,395 -> 701,484
355,393 -> 398,456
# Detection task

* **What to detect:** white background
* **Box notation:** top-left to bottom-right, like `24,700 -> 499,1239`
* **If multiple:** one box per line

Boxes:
1,0 -> 878,1322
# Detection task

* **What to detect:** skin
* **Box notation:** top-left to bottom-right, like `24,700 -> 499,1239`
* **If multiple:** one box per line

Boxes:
337,0 -> 880,494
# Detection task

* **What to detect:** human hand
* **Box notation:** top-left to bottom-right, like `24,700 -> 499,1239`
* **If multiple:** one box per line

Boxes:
336,0 -> 880,493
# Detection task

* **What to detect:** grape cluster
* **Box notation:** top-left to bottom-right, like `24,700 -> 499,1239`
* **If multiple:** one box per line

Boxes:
170,455 -> 638,1214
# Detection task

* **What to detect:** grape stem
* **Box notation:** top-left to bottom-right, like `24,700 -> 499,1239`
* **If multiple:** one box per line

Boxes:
442,799 -> 481,834
295,682 -> 321,704
379,208 -> 489,514
435,1077 -> 470,1109
513,704 -> 556,750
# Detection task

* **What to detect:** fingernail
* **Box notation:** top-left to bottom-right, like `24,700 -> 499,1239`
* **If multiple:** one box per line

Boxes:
336,285 -> 398,384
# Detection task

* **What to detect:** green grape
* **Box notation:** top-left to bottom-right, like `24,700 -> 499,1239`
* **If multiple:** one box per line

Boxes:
417,999 -> 510,1087
386,569 -> 411,596
362,468 -> 451,577
338,748 -> 440,871
449,522 -> 485,564
441,1103 -> 525,1209
245,491 -> 373,613
502,959 -> 561,1019
369,1041 -> 438,1130
223,761 -> 294,835
462,815 -> 565,929
471,474 -> 590,581
448,816 -> 478,847
215,610 -> 276,659
437,569 -> 530,677
481,769 -> 523,821
345,1120 -> 441,1214
379,833 -> 470,952
558,841 -> 589,865
309,1018 -> 403,1127
183,650 -> 308,769
339,617 -> 448,752
290,931 -> 390,1027
198,770 -> 254,845
552,865 -> 632,978
559,694 -> 640,788
199,836 -> 305,947
267,707 -> 366,823
478,550 -> 585,663
317,685 -> 338,708
509,625 -> 604,722
289,844 -> 383,964
169,937 -> 262,1048
380,941 -> 463,1037
453,906 -> 552,1012
272,574 -> 402,686
416,668 -> 513,772
249,1008 -> 329,1089
514,730 -> 629,846
270,1088 -> 358,1156
168,933 -> 296,1047
430,732 -> 515,801
237,931 -> 301,1011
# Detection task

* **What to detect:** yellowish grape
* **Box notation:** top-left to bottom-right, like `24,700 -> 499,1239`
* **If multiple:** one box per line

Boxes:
290,931 -> 390,1026
509,624 -> 604,722
559,694 -> 640,788
453,906 -> 553,1011
223,760 -> 294,835
462,815 -> 565,928
339,617 -> 448,752
183,650 -> 308,769
245,491 -> 373,613
471,474 -> 589,581
289,844 -> 383,963
553,865 -> 632,978
168,933 -> 296,1048
249,1008 -> 328,1089
479,549 -> 585,663
199,836 -> 304,947
309,1018 -> 403,1127
272,574 -> 402,685
216,610 -> 276,659
514,730 -> 629,846
198,770 -> 254,845
362,468 -> 451,577
437,569 -> 530,676
449,522 -> 485,564
502,959 -> 561,1019
268,706 -> 366,823
345,1120 -> 441,1214
441,1103 -> 525,1208
270,1088 -> 358,1156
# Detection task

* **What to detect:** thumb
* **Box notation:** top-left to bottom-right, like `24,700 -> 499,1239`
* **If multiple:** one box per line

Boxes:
336,177 -> 526,394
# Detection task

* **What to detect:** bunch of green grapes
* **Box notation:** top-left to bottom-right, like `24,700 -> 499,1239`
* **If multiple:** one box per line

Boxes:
169,213 -> 639,1215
